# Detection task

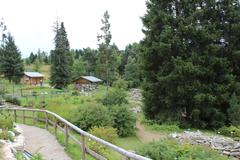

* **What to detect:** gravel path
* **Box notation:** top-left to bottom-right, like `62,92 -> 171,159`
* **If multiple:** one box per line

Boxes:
18,124 -> 71,160
136,120 -> 163,143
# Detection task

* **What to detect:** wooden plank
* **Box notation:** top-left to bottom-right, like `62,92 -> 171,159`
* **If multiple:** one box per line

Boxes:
45,112 -> 48,130
81,135 -> 86,160
68,134 -> 82,146
86,148 -> 107,160
64,124 -> 69,147
14,110 -> 16,122
23,110 -> 25,124
54,118 -> 57,137
48,120 -> 55,126
57,125 -> 65,132
33,111 -> 36,126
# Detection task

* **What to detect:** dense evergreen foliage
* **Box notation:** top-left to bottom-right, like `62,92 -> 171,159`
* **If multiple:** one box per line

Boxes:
50,21 -> 73,89
228,94 -> 240,126
123,43 -> 142,88
0,34 -> 24,83
141,0 -> 240,128
96,11 -> 120,86
110,105 -> 136,137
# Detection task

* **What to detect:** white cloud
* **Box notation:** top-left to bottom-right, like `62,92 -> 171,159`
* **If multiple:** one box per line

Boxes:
0,0 -> 146,57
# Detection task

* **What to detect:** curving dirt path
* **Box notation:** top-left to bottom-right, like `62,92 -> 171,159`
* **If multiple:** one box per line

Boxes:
18,124 -> 71,160
136,120 -> 163,143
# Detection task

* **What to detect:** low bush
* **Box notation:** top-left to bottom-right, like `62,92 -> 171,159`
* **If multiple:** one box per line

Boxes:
218,126 -> 240,141
4,96 -> 21,105
90,126 -> 118,142
101,88 -> 128,106
88,126 -> 118,156
71,91 -> 79,96
70,103 -> 113,131
0,113 -> 13,130
0,130 -> 14,141
110,105 -> 136,137
112,78 -> 128,90
138,139 -> 229,160
16,152 -> 43,160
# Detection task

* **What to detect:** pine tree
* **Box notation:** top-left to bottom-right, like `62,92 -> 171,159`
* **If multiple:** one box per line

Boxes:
141,0 -> 240,128
1,33 -> 24,83
28,52 -> 37,64
82,47 -> 97,75
96,11 -> 118,86
50,21 -> 73,89
0,19 -> 7,73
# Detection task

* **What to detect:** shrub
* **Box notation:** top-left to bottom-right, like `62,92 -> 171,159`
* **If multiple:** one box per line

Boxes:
218,126 -> 240,141
138,139 -> 229,160
71,91 -> 79,96
228,93 -> 240,126
31,154 -> 43,160
0,131 -> 14,141
16,152 -> 43,160
112,78 -> 128,90
4,96 -> 21,105
88,126 -> 118,155
101,88 -> 128,106
110,105 -> 136,137
90,126 -> 118,142
0,113 -> 13,130
70,103 -> 113,131
39,101 -> 47,108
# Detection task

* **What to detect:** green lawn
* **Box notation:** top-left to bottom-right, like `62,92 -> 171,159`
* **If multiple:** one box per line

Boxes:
12,85 -> 144,159
1,79 -> 228,159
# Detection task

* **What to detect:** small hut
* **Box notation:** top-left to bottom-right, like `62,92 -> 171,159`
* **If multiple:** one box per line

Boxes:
21,72 -> 44,86
72,76 -> 102,91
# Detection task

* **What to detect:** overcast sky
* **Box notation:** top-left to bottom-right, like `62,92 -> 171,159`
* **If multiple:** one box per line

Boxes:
0,0 -> 147,58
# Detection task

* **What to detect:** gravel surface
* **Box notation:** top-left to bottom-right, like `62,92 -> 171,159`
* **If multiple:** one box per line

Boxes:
18,124 -> 71,160
136,120 -> 163,143
0,145 -> 3,160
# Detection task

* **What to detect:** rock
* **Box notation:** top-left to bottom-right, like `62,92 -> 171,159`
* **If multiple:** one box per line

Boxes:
130,89 -> 142,101
170,131 -> 240,158
130,106 -> 142,113
1,142 -> 16,160
8,131 -> 15,137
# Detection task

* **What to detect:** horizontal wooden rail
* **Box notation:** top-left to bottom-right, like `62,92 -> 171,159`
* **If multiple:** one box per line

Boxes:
0,107 -> 151,160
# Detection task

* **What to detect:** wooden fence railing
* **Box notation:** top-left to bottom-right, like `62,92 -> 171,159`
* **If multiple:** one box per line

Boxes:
0,107 -> 151,160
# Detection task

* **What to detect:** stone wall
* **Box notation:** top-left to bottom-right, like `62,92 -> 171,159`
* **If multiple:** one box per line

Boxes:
170,131 -> 240,159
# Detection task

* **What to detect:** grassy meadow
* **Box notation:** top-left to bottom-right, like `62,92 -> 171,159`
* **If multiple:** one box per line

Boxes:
0,64 -> 232,160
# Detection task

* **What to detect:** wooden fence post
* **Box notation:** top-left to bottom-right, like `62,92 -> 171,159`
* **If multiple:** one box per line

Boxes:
23,110 -> 25,124
81,135 -> 86,160
14,110 -> 17,122
33,111 -> 36,126
54,118 -> 57,137
45,112 -> 48,130
64,124 -> 69,147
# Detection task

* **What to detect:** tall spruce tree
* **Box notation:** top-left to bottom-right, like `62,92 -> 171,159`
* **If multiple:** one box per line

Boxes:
96,11 -> 118,87
0,19 -> 7,73
1,33 -> 24,83
141,0 -> 240,128
50,21 -> 73,89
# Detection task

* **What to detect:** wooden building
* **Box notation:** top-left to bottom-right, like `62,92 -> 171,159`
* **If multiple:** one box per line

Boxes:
21,72 -> 44,86
73,76 -> 102,91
